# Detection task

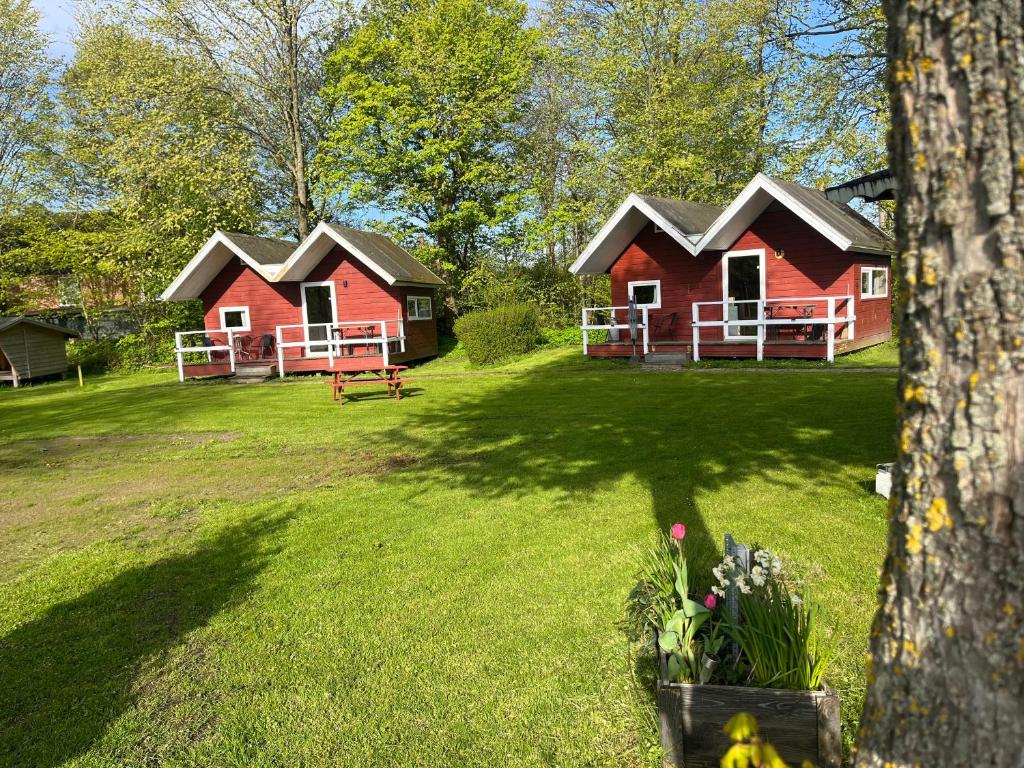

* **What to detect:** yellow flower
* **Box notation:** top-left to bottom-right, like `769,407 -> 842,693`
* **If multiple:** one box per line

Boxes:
724,712 -> 759,742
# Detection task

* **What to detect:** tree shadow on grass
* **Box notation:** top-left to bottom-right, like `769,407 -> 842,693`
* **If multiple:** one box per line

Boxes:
389,359 -> 894,568
0,516 -> 283,767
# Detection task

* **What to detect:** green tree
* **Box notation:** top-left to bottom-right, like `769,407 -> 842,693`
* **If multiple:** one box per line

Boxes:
33,21 -> 263,336
119,0 -> 346,238
316,0 -> 538,284
0,0 -> 53,208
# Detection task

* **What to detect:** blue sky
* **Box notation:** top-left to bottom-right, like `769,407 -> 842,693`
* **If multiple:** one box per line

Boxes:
32,0 -> 77,59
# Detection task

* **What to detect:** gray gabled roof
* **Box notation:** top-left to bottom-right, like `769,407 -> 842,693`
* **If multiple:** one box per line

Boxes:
768,176 -> 895,254
220,232 -> 298,265
634,195 -> 723,235
0,316 -> 79,337
323,224 -> 445,286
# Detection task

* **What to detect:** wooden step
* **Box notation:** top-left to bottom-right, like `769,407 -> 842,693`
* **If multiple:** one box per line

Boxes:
231,364 -> 277,383
643,351 -> 689,366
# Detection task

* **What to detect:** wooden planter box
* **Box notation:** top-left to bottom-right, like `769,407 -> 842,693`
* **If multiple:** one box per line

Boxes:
656,678 -> 841,768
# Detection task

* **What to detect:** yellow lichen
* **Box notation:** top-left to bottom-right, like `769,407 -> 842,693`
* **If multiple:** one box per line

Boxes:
919,56 -> 935,74
914,153 -> 928,172
945,626 -> 956,638
969,372 -> 980,390
904,384 -> 927,403
906,522 -> 924,555
959,53 -> 972,68
1004,603 -> 1016,616
985,632 -> 997,643
926,498 -> 953,532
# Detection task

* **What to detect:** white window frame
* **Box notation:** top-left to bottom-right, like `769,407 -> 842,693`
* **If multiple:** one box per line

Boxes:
218,305 -> 251,332
407,295 -> 433,320
627,280 -> 662,309
860,266 -> 889,299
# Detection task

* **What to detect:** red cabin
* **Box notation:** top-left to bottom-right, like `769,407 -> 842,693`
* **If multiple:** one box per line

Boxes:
570,174 -> 895,361
161,222 -> 445,380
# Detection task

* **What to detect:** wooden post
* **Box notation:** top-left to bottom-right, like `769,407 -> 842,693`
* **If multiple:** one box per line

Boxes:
691,303 -> 700,361
227,329 -> 236,373
826,297 -> 835,362
641,307 -> 649,355
276,326 -> 285,378
175,332 -> 185,382
756,300 -> 765,361
77,365 -> 83,387
581,308 -> 588,355
846,297 -> 855,340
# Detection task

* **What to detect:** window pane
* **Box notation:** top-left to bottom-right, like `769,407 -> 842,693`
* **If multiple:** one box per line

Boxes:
224,310 -> 245,328
873,270 -> 887,296
632,285 -> 657,305
862,271 -> 870,294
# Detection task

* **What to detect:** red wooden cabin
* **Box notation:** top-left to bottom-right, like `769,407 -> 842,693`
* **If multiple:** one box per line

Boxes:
161,222 -> 444,380
570,174 -> 895,361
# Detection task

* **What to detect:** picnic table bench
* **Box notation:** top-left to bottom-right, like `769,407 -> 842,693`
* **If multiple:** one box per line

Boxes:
330,364 -> 409,405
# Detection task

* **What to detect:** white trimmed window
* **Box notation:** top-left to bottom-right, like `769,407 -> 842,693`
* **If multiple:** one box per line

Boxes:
407,295 -> 432,320
860,267 -> 889,299
628,280 -> 662,309
219,305 -> 251,331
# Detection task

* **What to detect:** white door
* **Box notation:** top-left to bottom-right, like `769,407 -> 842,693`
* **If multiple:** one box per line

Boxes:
723,250 -> 765,339
300,281 -> 337,357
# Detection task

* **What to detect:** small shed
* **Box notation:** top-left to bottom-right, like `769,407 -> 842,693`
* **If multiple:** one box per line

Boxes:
0,317 -> 78,387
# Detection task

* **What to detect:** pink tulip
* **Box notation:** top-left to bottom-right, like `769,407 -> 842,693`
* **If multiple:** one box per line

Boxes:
671,523 -> 686,541
704,594 -> 717,610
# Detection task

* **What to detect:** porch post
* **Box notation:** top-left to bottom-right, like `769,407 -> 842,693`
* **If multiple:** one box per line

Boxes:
847,297 -> 855,340
276,326 -> 285,378
398,317 -> 406,353
756,300 -> 765,361
381,320 -> 390,366
581,308 -> 588,355
227,329 -> 236,373
826,297 -> 836,362
175,332 -> 184,383
641,307 -> 649,355
691,303 -> 700,362
327,324 -> 334,368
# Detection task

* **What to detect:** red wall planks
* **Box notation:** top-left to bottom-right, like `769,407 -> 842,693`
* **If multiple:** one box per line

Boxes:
608,208 -> 892,346
199,244 -> 440,362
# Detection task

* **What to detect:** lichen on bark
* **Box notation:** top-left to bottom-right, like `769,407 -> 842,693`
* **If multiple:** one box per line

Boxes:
855,0 -> 1024,762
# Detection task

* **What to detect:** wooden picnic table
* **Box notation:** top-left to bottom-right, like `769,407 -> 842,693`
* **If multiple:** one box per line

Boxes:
330,364 -> 409,405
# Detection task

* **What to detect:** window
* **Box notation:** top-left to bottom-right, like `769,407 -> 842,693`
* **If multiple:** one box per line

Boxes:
219,305 -> 251,331
627,280 -> 661,309
860,267 -> 889,299
407,295 -> 432,320
58,277 -> 82,307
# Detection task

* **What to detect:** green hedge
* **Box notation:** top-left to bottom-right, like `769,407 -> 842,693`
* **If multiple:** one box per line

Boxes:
454,304 -> 540,365
66,338 -> 119,374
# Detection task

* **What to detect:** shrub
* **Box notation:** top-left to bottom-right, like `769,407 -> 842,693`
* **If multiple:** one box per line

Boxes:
454,304 -> 540,365
66,338 -> 119,374
539,326 -> 584,347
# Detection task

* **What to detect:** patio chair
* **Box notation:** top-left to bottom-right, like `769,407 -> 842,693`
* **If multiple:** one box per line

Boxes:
205,335 -> 230,362
652,312 -> 678,341
233,334 -> 255,361
254,333 -> 275,359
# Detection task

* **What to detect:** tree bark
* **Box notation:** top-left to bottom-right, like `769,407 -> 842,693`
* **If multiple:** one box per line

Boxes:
855,0 -> 1023,763
279,0 -> 312,239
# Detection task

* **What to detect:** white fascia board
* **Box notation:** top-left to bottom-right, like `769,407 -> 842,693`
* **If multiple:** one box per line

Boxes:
569,194 -> 697,275
160,231 -> 276,301
694,174 -> 853,254
273,221 -> 398,285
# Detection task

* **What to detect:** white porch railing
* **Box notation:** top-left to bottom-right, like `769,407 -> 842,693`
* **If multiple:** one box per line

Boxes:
580,305 -> 650,355
174,319 -> 406,381
174,329 -> 236,382
691,295 -> 855,362
274,319 -> 405,377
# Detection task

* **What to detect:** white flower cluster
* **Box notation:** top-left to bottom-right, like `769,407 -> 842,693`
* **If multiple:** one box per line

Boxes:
711,549 -> 783,597
750,549 -> 782,587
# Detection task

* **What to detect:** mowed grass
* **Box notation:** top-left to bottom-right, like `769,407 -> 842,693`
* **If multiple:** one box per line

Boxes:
0,355 -> 896,767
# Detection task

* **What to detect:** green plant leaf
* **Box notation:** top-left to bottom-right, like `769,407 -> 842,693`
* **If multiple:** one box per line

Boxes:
658,629 -> 681,654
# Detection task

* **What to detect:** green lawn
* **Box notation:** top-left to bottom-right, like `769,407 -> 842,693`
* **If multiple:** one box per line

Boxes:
0,355 -> 896,766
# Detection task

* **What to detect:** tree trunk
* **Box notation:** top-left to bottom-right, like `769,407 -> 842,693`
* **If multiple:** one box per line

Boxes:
855,0 -> 1023,763
279,0 -> 311,239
